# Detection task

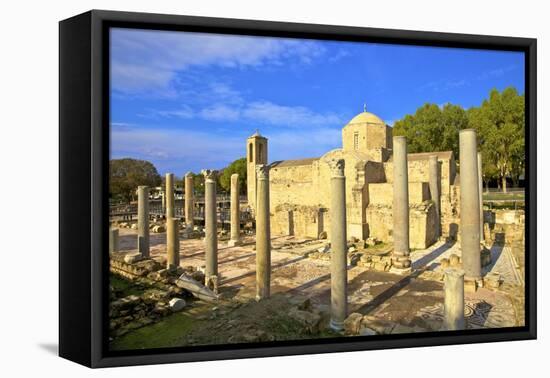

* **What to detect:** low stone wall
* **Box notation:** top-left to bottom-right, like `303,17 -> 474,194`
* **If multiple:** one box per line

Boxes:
366,201 -> 436,249
368,182 -> 430,205
484,209 -> 525,245
271,204 -> 327,239
109,255 -> 205,338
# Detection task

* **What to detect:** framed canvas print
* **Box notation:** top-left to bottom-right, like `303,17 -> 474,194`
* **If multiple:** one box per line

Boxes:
59,10 -> 536,368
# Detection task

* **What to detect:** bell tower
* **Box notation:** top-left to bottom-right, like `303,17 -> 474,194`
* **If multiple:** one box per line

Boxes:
246,130 -> 268,215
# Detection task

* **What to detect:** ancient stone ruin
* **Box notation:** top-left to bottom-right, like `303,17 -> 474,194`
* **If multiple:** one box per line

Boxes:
108,111 -> 525,349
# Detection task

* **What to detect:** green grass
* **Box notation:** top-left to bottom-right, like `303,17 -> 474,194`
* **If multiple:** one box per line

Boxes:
110,275 -> 144,297
110,312 -> 197,350
483,192 -> 525,201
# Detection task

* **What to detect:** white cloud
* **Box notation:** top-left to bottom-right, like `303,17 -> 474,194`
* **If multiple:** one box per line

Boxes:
111,28 -> 326,94
110,122 -> 343,174
146,99 -> 346,129
154,105 -> 195,119
242,101 -> 344,127
477,64 -> 517,80
199,104 -> 241,122
268,127 -> 342,161
111,125 -> 244,173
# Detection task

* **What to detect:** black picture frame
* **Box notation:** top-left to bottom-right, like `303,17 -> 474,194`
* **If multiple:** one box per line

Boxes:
59,9 -> 537,368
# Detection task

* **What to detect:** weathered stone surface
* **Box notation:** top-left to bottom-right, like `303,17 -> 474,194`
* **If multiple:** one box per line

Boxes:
484,272 -> 503,289
460,129 -> 481,280
256,164 -> 271,300
124,253 -> 142,264
168,298 -> 186,312
288,307 -> 321,333
449,254 -> 460,267
344,313 -> 363,335
328,158 -> 348,331
152,225 -> 166,233
175,273 -> 218,302
359,327 -> 377,336
443,268 -> 465,330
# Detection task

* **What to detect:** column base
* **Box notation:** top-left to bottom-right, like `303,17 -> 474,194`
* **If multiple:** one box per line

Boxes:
255,294 -> 270,302
464,277 -> 483,293
228,239 -> 242,247
329,318 -> 345,332
389,266 -> 413,275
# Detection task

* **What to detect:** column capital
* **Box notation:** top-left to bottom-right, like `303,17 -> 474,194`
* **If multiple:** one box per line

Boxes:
327,158 -> 345,177
231,173 -> 239,180
185,171 -> 193,178
459,128 -> 477,135
256,164 -> 270,179
444,268 -> 465,279
136,185 -> 149,195
201,169 -> 216,181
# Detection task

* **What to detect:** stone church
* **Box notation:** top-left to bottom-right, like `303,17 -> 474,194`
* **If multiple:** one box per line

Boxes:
246,110 -> 460,249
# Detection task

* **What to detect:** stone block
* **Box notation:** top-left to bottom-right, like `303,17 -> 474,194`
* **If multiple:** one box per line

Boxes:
449,254 -> 460,267
344,313 -> 364,335
168,298 -> 186,312
124,253 -> 142,264
464,278 -> 478,293
227,239 -> 242,247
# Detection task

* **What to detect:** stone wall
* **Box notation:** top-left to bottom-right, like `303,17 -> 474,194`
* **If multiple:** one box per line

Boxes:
342,122 -> 391,153
269,162 -> 318,207
366,201 -> 437,249
368,182 -> 430,206
271,204 -> 328,239
383,152 -> 455,198
265,139 -> 457,250
485,209 -> 525,245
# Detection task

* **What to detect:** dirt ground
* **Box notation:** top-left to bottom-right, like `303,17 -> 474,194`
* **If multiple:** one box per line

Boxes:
110,227 -> 524,350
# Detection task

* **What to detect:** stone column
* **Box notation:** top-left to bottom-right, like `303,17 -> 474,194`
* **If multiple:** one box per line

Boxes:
137,186 -> 150,258
459,129 -> 481,281
109,228 -> 119,255
477,152 -> 484,242
429,155 -> 441,239
228,173 -> 241,246
202,170 -> 218,287
255,165 -> 271,300
166,217 -> 180,270
443,268 -> 465,330
328,159 -> 348,331
165,173 -> 175,219
392,136 -> 411,271
184,172 -> 194,230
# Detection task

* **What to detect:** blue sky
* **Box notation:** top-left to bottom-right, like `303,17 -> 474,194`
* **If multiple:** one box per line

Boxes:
110,27 -> 525,175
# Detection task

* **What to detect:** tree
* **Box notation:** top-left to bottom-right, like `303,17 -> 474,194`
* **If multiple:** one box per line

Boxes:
191,172 -> 205,196
468,87 -> 524,192
393,103 -> 468,157
110,158 -> 162,202
219,157 -> 247,194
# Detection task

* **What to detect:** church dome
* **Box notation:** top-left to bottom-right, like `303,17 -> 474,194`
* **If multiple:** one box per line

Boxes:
347,111 -> 385,125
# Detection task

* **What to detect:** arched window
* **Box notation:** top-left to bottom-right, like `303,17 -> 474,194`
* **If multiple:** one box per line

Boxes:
353,132 -> 359,150
249,143 -> 253,162
258,144 -> 263,163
